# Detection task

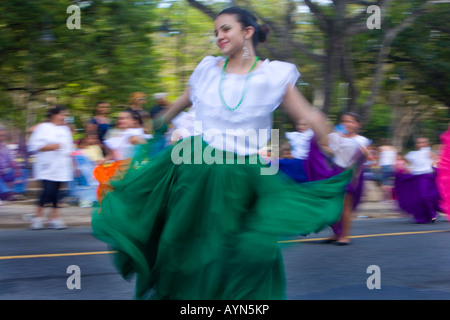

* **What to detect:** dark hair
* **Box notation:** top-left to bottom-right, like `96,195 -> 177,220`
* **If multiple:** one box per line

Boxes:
94,101 -> 109,116
46,105 -> 67,119
217,7 -> 269,47
341,111 -> 362,124
125,108 -> 143,126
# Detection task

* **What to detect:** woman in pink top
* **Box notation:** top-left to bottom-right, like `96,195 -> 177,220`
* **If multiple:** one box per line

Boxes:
437,125 -> 450,221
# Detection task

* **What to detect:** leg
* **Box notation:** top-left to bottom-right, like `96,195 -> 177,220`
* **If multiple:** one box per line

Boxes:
31,180 -> 49,230
48,181 -> 66,229
327,194 -> 349,242
35,206 -> 44,218
381,180 -> 394,201
49,181 -> 61,220
380,166 -> 393,201
37,180 -> 52,217
336,193 -> 354,244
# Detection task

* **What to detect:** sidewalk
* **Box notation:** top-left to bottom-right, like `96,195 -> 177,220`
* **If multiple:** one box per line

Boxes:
0,200 -> 404,229
0,202 -> 93,229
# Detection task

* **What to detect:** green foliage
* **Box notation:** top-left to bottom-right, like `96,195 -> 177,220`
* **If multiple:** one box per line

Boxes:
363,103 -> 393,143
391,3 -> 450,108
0,0 -> 161,129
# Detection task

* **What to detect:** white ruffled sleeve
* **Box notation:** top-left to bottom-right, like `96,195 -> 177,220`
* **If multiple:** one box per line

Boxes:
273,61 -> 301,89
327,132 -> 341,153
263,61 -> 301,111
188,56 -> 221,103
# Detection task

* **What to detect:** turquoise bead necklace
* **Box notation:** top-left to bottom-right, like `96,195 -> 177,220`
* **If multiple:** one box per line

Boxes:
219,56 -> 260,111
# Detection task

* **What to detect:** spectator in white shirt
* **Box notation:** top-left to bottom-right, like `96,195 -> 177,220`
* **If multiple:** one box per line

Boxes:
404,137 -> 436,175
27,106 -> 74,230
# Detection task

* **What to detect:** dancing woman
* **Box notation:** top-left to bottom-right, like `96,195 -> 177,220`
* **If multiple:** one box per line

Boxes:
396,137 -> 440,223
326,112 -> 370,245
304,112 -> 370,245
92,7 -> 353,300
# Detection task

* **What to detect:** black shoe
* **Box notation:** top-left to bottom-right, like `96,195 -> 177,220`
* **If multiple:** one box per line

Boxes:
335,241 -> 351,246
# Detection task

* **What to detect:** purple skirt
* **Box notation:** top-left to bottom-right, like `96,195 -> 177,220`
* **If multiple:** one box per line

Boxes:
304,137 -> 366,236
304,137 -> 365,207
395,172 -> 441,223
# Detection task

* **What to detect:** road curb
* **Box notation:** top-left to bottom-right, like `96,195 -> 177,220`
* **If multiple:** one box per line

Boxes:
0,204 -> 93,229
0,201 -> 407,229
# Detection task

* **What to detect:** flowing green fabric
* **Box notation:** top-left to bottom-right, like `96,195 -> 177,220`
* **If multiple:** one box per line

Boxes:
91,135 -> 352,300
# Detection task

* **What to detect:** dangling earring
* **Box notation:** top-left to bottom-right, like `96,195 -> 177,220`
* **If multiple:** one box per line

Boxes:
242,39 -> 250,59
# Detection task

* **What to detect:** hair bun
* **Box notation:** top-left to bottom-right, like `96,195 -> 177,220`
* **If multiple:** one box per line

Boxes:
258,24 -> 270,43
217,7 -> 269,47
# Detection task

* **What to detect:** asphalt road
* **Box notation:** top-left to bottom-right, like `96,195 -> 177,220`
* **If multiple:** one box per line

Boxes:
1,217 -> 450,300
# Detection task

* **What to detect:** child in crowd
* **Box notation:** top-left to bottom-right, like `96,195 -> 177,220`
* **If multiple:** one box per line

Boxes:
72,132 -> 105,208
279,119 -> 314,183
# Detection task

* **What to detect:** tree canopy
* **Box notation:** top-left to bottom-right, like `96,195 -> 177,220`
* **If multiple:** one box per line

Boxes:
0,0 -> 448,150
0,0 -> 160,129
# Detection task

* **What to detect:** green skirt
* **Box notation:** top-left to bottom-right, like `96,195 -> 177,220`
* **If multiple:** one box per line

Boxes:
91,135 -> 352,300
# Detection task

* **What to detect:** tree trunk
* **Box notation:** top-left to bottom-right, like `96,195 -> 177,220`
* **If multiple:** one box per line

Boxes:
392,105 -> 414,152
322,35 -> 342,114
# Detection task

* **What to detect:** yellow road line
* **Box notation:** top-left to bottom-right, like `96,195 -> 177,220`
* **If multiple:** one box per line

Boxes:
0,229 -> 449,260
278,229 -> 450,244
0,251 -> 117,260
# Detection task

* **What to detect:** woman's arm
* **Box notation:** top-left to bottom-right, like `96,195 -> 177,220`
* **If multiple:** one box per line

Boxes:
39,144 -> 61,152
281,86 -> 333,156
129,135 -> 146,145
157,89 -> 192,124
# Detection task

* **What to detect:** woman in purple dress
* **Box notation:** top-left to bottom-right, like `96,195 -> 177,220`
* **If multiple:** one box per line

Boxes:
395,137 -> 440,223
305,112 -> 370,245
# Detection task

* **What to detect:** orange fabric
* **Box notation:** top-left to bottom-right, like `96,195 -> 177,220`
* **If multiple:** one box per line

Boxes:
93,159 -> 131,203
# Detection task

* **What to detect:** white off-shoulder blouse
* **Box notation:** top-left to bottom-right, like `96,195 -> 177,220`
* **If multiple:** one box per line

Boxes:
188,56 -> 300,155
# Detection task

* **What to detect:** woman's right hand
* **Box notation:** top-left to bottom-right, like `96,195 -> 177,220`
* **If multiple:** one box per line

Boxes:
40,143 -> 61,151
50,143 -> 61,151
